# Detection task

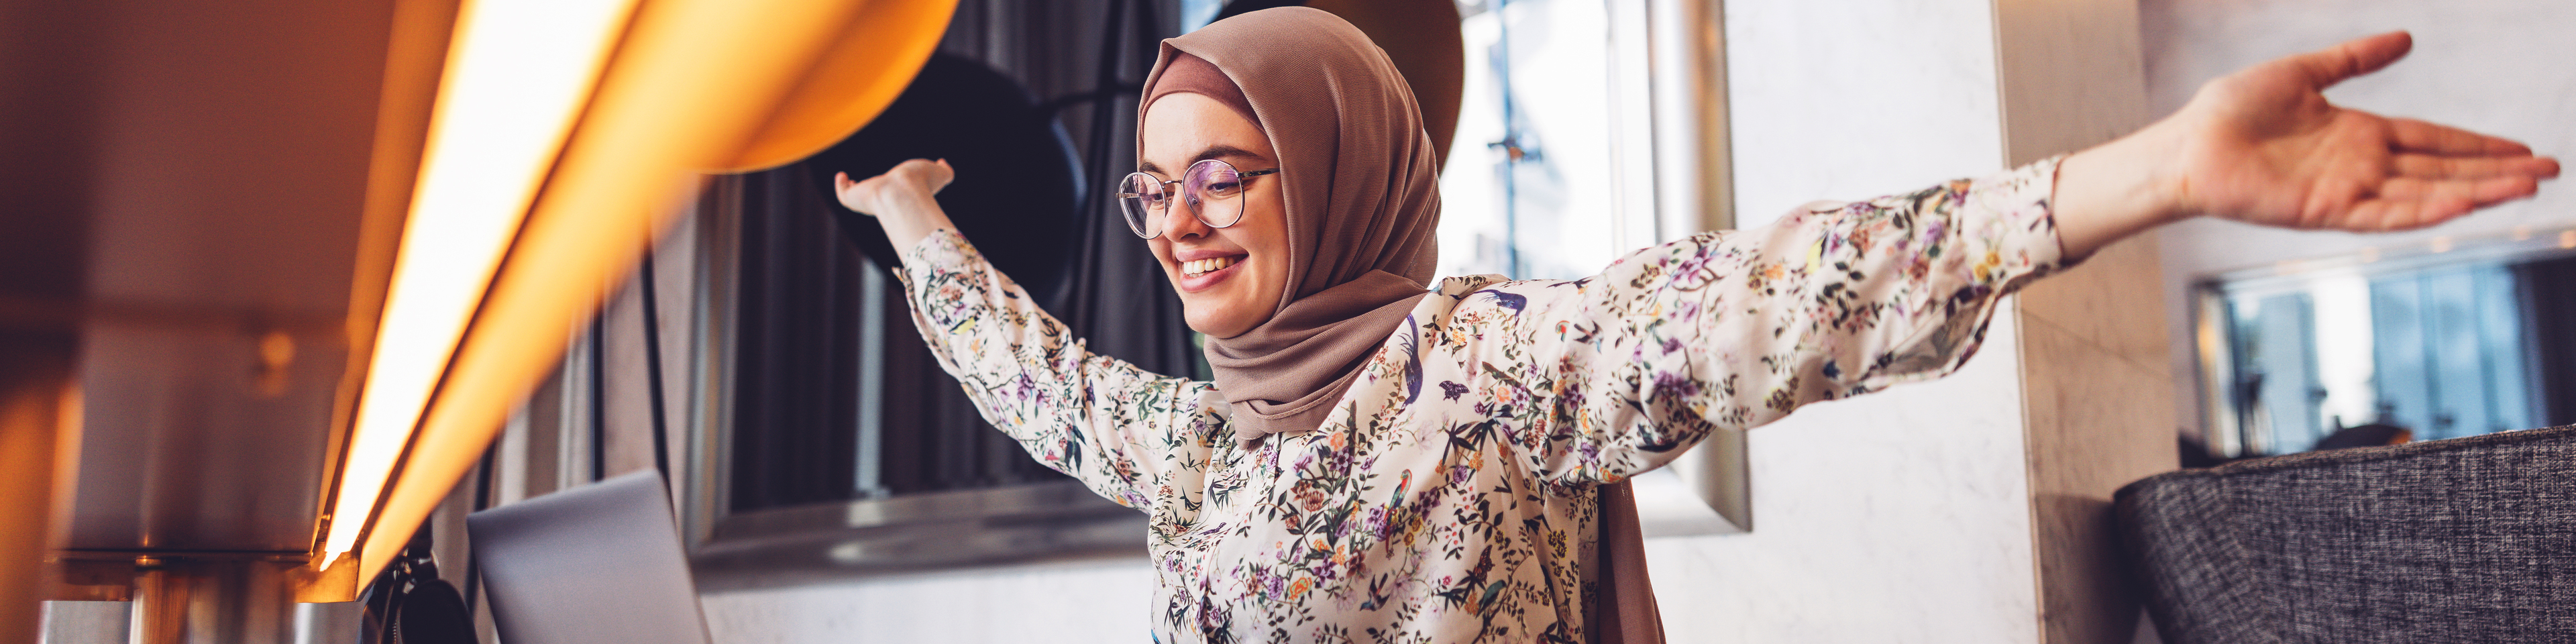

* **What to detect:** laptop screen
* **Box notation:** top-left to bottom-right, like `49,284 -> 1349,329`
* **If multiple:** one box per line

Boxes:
468,470 -> 711,644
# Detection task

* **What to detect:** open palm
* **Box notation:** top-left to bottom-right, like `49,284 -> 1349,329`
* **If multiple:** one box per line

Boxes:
2172,32 -> 2558,231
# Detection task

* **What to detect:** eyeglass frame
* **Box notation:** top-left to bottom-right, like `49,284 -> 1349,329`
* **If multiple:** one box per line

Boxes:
1118,158 -> 1282,239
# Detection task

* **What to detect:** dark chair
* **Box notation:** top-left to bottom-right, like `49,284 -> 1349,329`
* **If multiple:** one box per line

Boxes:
2115,425 -> 2576,644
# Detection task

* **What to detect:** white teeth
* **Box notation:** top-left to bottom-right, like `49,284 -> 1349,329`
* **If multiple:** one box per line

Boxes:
1182,256 -> 1240,276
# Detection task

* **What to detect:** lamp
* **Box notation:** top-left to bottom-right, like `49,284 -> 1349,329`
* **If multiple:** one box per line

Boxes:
317,0 -> 956,591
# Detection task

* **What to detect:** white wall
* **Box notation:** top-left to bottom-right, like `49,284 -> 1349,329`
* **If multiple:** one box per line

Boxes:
1648,333 -> 2042,641
1646,0 -> 2045,642
2144,0 -> 2576,438
700,557 -> 1151,643
1725,0 -> 2007,229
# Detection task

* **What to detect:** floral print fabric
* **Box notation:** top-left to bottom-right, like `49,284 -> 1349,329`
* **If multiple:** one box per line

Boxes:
895,158 -> 2066,643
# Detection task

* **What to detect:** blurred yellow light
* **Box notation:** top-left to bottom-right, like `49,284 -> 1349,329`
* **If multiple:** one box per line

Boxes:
318,0 -> 955,582
325,0 -> 642,566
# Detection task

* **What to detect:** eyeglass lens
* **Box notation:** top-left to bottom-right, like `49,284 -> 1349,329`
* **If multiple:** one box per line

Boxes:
1119,159 -> 1251,239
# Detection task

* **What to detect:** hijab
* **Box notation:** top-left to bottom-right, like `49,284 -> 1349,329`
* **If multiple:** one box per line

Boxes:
1140,7 -> 1442,443
1138,10 -> 1663,643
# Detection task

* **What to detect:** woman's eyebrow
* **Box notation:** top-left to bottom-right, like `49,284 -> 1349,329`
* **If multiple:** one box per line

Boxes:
1137,144 -> 1268,175
1193,144 -> 1265,164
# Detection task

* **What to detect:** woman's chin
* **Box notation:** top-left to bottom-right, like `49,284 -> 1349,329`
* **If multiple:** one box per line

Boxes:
1184,311 -> 1254,339
1180,295 -> 1267,338
1173,270 -> 1281,338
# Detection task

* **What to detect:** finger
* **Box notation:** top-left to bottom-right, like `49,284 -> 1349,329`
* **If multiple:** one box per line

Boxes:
2389,118 -> 2535,156
2377,174 -> 2542,209
2343,199 -> 2461,231
2393,153 -> 2563,180
2294,31 -> 2412,87
2344,189 -> 2493,231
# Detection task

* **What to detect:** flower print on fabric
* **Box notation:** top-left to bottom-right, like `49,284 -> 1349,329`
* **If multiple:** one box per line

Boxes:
895,158 -> 2068,643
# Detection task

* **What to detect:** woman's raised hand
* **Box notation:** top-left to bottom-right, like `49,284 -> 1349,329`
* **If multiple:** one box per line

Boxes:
835,158 -> 954,215
2053,32 -> 2559,258
834,158 -> 959,260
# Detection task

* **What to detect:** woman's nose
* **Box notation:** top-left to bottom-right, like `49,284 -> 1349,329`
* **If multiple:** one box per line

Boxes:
1164,199 -> 1212,239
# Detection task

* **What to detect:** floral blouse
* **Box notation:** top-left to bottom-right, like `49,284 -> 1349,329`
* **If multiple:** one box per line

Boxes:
895,158 -> 2067,643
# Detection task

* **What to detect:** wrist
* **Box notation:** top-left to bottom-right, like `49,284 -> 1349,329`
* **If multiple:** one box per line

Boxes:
2052,121 -> 2191,258
2127,117 -> 2196,225
2085,119 -> 2193,225
877,189 -> 956,264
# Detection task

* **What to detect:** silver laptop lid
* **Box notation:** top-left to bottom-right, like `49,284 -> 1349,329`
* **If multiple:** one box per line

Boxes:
468,470 -> 711,644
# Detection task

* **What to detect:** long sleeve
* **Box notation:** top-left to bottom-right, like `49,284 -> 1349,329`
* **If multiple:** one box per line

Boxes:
1470,158 -> 2068,484
896,229 -> 1229,516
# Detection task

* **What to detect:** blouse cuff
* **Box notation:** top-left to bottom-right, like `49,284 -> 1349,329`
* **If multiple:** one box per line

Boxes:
1967,154 -> 2072,279
891,228 -> 994,329
901,228 -> 979,272
892,228 -> 981,290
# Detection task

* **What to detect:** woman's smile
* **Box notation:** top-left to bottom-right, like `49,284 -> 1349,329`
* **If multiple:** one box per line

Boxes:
1180,255 -> 1240,276
1175,250 -> 1248,290
1171,246 -> 1248,292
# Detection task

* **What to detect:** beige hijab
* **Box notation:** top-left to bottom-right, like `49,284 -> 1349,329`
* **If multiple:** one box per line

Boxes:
1138,9 -> 1662,643
1142,7 -> 1441,441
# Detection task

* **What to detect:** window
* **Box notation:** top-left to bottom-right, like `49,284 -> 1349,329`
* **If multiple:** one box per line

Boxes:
1443,0 -> 1748,535
1442,0 -> 1663,280
2200,231 -> 2576,458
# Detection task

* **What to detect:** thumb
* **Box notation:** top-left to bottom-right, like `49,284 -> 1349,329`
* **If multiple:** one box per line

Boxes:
2296,31 -> 2412,88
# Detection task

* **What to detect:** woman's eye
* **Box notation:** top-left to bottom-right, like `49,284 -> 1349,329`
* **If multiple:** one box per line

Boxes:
1205,181 -> 1241,195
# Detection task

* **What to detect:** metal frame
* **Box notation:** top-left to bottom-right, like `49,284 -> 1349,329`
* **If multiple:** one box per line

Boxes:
688,481 -> 1145,591
675,172 -> 1148,589
1639,0 -> 1750,535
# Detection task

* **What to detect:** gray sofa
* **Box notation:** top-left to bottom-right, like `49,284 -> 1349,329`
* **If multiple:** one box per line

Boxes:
2115,424 -> 2576,644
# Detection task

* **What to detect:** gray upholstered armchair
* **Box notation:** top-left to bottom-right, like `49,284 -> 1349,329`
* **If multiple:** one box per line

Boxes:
2115,424 -> 2576,643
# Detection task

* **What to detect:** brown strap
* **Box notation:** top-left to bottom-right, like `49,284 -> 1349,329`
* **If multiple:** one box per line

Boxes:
1594,480 -> 1665,644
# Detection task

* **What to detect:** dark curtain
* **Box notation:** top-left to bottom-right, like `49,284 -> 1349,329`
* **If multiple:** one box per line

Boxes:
727,168 -> 866,510
944,0 -> 1194,378
729,0 -> 1189,513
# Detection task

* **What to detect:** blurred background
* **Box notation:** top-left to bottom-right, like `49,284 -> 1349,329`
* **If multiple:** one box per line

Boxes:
4,0 -> 2569,642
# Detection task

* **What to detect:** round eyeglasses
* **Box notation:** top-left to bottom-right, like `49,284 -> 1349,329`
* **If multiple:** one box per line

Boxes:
1118,158 -> 1281,239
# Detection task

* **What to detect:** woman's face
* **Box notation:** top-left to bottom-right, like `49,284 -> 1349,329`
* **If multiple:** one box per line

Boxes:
1140,93 -> 1291,338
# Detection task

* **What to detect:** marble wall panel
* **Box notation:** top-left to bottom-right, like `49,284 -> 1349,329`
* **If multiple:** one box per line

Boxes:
1722,0 -> 2006,229
1648,311 -> 2041,643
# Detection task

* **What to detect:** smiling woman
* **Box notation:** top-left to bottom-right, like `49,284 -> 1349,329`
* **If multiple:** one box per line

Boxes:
830,7 -> 2555,642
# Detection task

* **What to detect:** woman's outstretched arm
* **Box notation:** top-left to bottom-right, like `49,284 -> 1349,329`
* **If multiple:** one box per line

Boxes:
1491,162 -> 2065,484
838,162 -> 1230,519
1500,32 -> 2555,485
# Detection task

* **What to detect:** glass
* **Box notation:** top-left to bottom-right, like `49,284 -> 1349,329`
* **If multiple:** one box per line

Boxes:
1117,158 -> 1280,239
2196,236 -> 2576,460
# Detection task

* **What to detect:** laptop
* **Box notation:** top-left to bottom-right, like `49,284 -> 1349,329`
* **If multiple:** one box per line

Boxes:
468,470 -> 712,644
